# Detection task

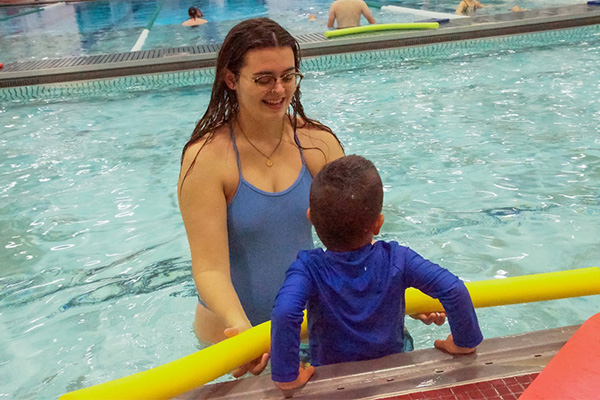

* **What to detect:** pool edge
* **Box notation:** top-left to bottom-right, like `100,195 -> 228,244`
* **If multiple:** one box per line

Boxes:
175,324 -> 578,400
1,4 -> 600,88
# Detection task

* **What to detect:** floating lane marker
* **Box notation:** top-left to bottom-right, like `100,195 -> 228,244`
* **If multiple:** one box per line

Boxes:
0,2 -> 64,23
131,30 -> 150,52
131,0 -> 166,52
0,9 -> 43,22
324,22 -> 439,38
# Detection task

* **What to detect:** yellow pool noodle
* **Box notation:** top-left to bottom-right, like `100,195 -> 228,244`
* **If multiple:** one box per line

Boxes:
60,267 -> 600,400
405,267 -> 600,315
324,22 -> 439,39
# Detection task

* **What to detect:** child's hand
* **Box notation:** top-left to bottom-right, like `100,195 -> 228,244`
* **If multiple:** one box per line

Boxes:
224,326 -> 270,378
434,334 -> 476,355
274,363 -> 315,397
410,312 -> 446,326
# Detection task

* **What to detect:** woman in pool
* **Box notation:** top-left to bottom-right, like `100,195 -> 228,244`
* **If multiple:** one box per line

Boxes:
178,18 -> 344,376
182,7 -> 207,26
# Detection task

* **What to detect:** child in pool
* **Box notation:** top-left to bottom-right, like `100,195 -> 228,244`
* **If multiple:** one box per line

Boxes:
270,155 -> 483,393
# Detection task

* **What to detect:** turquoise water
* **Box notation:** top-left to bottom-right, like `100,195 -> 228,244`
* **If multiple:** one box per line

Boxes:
0,0 -> 588,63
1,25 -> 600,399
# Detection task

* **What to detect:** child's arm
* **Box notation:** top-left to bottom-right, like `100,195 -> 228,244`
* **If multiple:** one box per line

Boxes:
271,260 -> 314,390
402,247 -> 483,350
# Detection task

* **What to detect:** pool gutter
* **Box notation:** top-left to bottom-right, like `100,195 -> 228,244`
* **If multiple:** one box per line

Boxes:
175,324 -> 578,400
1,4 -> 600,88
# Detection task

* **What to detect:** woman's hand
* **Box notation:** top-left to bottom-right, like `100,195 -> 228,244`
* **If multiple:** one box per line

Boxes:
434,334 -> 477,355
224,326 -> 270,378
410,312 -> 446,326
274,363 -> 315,396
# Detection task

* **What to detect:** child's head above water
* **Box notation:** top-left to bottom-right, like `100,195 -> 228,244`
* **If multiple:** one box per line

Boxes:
309,155 -> 383,252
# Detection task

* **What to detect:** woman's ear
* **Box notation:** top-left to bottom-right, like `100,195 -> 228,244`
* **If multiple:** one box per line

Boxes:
224,69 -> 237,91
306,208 -> 313,225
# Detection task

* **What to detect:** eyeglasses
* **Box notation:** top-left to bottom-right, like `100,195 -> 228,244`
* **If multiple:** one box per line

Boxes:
241,72 -> 304,92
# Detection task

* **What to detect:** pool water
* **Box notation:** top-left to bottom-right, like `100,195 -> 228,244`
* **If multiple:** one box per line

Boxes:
0,0 -> 589,63
1,25 -> 600,399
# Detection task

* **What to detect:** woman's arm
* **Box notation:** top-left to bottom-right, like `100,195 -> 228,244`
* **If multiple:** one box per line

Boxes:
456,1 -> 467,14
178,140 -> 250,333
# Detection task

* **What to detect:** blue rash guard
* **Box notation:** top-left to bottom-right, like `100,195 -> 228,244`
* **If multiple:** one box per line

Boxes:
224,123 -> 314,326
270,241 -> 483,383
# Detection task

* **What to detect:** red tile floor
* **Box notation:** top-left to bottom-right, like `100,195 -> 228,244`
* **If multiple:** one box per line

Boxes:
380,373 -> 539,400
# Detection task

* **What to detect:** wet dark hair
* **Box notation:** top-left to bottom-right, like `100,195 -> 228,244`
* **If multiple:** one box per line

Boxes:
179,18 -> 341,190
310,155 -> 383,251
188,7 -> 202,18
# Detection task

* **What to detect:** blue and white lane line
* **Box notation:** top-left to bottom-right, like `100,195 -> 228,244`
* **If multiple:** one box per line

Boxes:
131,0 -> 166,52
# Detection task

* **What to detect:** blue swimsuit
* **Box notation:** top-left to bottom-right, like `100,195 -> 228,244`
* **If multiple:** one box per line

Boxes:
225,123 -> 314,326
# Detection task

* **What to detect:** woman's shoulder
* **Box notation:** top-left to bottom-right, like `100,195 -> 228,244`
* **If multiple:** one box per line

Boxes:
179,125 -> 240,201
296,119 -> 340,148
183,125 -> 230,156
295,119 -> 344,171
180,126 -> 233,176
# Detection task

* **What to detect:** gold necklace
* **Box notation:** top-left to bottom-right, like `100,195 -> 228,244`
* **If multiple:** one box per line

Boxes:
237,123 -> 284,167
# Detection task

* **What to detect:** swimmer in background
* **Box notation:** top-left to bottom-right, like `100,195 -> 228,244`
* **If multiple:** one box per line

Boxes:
455,0 -> 486,15
182,7 -> 207,26
308,14 -> 317,21
328,0 -> 376,29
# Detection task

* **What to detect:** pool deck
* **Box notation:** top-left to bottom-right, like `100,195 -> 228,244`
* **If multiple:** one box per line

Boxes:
175,324 -> 577,400
1,3 -> 600,88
